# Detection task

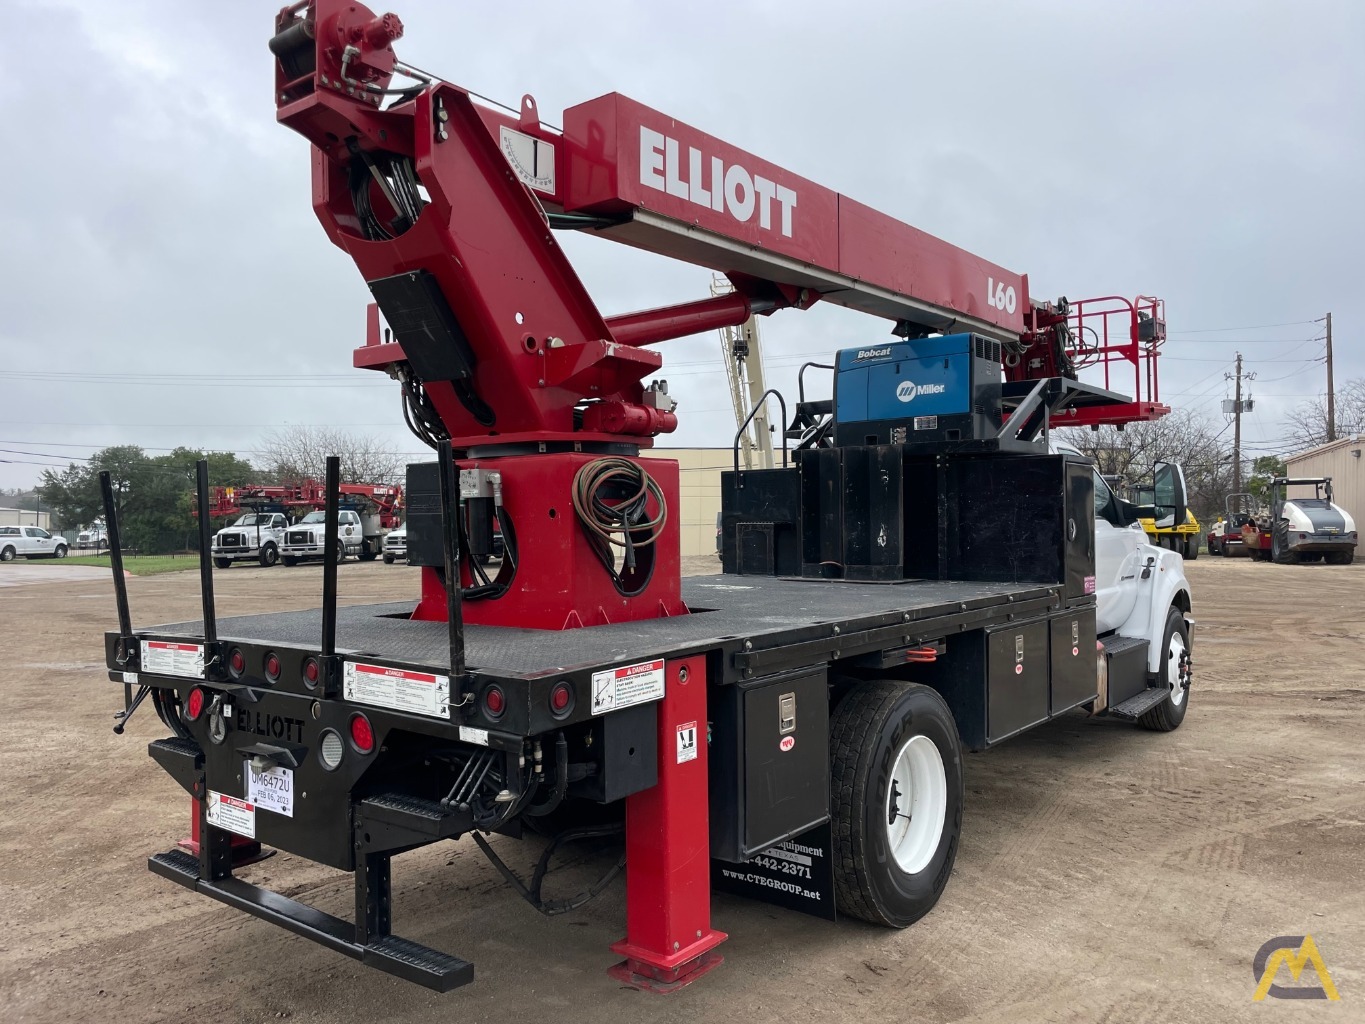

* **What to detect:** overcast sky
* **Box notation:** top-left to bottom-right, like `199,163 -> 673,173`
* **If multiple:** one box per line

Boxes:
3,0 -> 1362,490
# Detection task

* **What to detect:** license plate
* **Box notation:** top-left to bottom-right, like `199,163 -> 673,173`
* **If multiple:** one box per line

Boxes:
244,760 -> 294,817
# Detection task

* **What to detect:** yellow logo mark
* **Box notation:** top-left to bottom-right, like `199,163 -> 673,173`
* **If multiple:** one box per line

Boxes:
1253,934 -> 1340,1001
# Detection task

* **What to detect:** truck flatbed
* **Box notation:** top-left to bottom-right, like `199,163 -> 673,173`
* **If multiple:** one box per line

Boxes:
146,575 -> 1065,685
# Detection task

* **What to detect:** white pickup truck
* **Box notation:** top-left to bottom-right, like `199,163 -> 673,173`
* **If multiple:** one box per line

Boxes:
281,509 -> 386,565
211,512 -> 289,568
0,525 -> 69,561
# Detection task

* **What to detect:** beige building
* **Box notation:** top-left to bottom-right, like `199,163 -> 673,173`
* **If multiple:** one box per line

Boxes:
0,508 -> 51,529
1285,434 -> 1364,539
642,448 -> 736,559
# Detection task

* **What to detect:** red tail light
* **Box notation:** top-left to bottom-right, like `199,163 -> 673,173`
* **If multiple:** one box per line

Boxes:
185,687 -> 206,721
349,713 -> 375,753
549,680 -> 574,718
303,658 -> 320,687
264,652 -> 281,680
484,685 -> 506,718
228,648 -> 245,676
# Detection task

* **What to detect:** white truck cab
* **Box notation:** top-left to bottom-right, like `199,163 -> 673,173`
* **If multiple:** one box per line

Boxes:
281,509 -> 365,566
1053,441 -> 1193,727
211,512 -> 288,568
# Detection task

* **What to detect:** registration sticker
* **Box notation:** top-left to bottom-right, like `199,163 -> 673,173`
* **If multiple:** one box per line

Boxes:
590,658 -> 665,716
141,641 -> 205,678
244,761 -> 294,817
344,661 -> 450,719
206,791 -> 255,838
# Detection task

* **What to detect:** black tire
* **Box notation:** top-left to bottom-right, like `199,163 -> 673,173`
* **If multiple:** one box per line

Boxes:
1272,521 -> 1299,564
1,545 -> 15,562
1138,605 -> 1191,732
53,544 -> 67,559
335,541 -> 347,564
1325,550 -> 1354,565
829,680 -> 964,928
383,553 -> 395,565
282,556 -> 299,567
1183,535 -> 1198,560
258,543 -> 278,568
213,557 -> 231,569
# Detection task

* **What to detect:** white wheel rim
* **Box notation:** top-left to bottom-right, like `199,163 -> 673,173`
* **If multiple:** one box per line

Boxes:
1168,632 -> 1188,706
884,734 -> 948,875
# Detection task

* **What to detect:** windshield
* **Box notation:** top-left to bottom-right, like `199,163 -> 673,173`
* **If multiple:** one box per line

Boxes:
298,511 -> 327,524
233,514 -> 271,526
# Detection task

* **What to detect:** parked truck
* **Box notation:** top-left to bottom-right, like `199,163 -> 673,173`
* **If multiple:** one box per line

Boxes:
210,512 -> 289,568
97,0 -> 1195,996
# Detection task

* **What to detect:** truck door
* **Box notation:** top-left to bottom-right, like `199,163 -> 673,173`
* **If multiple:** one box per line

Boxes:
1092,470 -> 1142,632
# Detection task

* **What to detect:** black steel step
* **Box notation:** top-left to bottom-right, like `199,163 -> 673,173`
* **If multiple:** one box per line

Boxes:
1099,635 -> 1149,658
360,793 -> 469,838
1107,685 -> 1170,721
148,738 -> 203,795
147,847 -> 474,992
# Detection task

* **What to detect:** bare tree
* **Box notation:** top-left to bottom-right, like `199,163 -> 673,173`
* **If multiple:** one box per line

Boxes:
1285,378 -> 1365,450
258,426 -> 403,484
1055,408 -> 1233,524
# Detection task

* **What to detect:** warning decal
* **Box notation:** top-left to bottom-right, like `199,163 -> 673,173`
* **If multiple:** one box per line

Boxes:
590,658 -> 666,716
676,721 -> 698,763
141,640 -> 205,678
206,790 -> 255,839
344,661 -> 450,719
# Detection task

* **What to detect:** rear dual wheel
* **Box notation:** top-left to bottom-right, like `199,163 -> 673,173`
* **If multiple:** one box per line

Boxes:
830,681 -> 963,927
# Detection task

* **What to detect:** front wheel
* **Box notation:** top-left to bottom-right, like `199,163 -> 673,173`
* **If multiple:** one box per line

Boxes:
282,556 -> 298,567
335,541 -> 347,564
830,681 -> 964,927
383,553 -> 395,565
53,545 -> 68,559
1138,605 -> 1192,732
1272,522 -> 1299,564
213,557 -> 231,569
259,543 -> 278,568
1325,550 -> 1355,565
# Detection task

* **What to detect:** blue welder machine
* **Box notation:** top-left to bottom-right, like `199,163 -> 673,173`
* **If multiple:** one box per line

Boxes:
832,333 -> 1004,447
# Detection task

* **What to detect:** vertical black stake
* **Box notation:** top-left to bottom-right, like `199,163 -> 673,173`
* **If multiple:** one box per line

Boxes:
436,440 -> 466,680
321,456 -> 340,661
99,470 -> 134,706
195,460 -> 218,648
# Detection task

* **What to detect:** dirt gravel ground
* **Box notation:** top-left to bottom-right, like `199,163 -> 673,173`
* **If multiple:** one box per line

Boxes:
2,554 -> 1362,1023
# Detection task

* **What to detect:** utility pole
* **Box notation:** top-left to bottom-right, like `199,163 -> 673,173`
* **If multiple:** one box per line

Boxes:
1232,352 -> 1243,494
1325,311 -> 1335,442
1226,353 -> 1255,494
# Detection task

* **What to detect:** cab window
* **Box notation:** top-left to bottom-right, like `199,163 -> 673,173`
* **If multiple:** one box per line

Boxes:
1092,470 -> 1124,526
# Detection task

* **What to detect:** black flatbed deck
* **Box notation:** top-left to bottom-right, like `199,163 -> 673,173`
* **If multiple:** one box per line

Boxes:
149,574 -> 1064,684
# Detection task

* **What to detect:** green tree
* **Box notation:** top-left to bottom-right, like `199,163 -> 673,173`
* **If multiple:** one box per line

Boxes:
1245,456 -> 1286,508
40,447 -> 257,553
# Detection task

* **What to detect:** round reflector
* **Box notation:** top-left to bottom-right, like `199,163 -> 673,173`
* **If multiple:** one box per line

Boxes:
303,658 -> 320,687
229,648 -> 245,676
350,713 -> 375,753
264,652 -> 281,680
484,685 -> 505,718
185,687 -> 206,721
550,680 -> 574,718
319,729 -> 344,769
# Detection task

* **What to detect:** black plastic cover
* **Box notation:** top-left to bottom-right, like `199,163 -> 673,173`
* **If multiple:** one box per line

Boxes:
368,270 -> 476,383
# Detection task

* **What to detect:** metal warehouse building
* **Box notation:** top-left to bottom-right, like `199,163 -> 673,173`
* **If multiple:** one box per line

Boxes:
1286,434 -> 1365,550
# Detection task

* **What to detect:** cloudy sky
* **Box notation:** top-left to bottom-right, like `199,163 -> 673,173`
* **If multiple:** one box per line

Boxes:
3,0 -> 1362,489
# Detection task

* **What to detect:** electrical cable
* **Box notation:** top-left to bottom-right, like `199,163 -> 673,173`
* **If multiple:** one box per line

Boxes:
470,822 -> 625,917
571,458 -> 666,595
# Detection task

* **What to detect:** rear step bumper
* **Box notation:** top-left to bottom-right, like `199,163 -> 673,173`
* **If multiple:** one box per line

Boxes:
149,848 -> 474,992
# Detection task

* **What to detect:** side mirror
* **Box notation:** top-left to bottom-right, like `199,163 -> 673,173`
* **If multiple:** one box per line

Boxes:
1152,461 -> 1188,530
